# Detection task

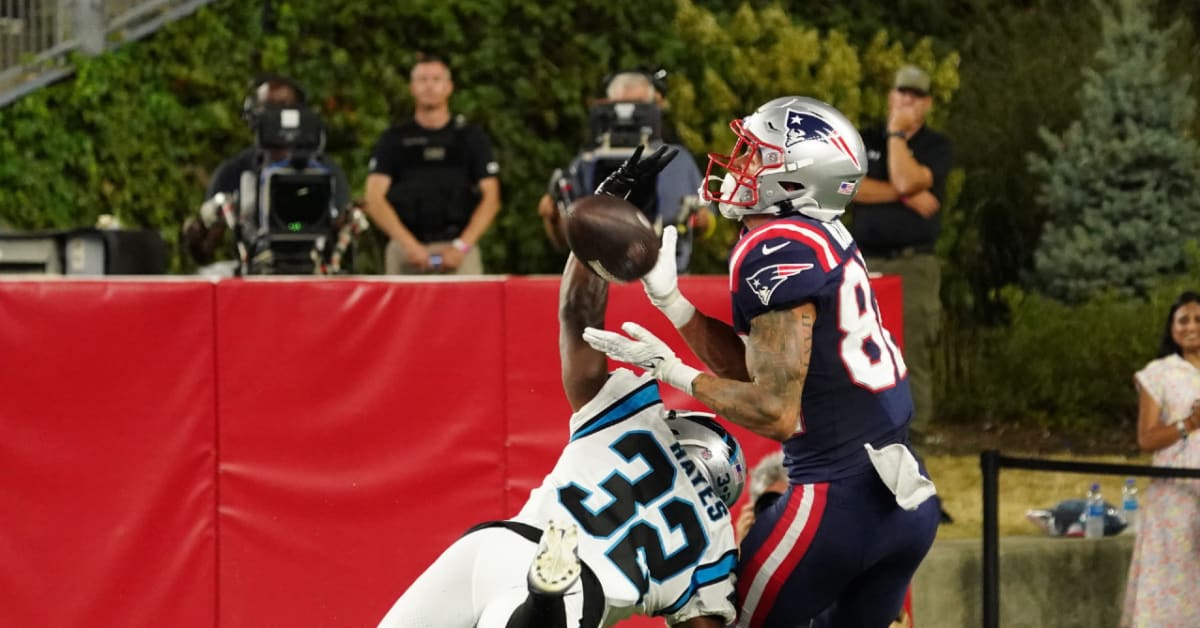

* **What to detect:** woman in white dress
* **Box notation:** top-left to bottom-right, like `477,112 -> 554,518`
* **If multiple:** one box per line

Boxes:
1121,290 -> 1200,628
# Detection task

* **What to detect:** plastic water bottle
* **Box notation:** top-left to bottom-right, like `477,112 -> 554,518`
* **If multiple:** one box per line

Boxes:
1122,478 -> 1139,534
1084,483 -> 1105,539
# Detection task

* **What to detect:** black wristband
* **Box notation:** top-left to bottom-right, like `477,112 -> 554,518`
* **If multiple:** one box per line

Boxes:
887,130 -> 907,140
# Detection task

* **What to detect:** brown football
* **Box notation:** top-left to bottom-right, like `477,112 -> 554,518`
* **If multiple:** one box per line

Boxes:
565,194 -> 660,283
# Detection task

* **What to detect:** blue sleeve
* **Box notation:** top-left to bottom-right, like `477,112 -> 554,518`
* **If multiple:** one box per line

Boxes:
327,159 -> 352,211
655,144 -> 702,225
566,154 -> 593,194
732,234 -> 835,325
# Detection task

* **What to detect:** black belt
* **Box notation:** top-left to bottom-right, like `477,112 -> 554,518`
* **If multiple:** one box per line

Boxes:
860,244 -> 935,259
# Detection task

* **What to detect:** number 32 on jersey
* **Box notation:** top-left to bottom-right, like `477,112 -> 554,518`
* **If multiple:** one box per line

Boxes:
557,431 -> 708,597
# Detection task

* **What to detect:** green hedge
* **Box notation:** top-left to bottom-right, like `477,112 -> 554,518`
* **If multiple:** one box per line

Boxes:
937,274 -> 1199,430
0,0 -> 956,275
0,0 -> 685,273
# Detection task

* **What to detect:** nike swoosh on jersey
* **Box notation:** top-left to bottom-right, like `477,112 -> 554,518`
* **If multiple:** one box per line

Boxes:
762,242 -> 791,255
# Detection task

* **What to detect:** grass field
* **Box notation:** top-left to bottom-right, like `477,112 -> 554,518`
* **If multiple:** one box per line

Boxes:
924,452 -> 1150,540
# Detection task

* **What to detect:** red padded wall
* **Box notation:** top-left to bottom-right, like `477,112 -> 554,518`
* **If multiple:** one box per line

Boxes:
214,278 -> 508,627
872,274 -> 903,349
500,277 -> 569,515
0,274 -> 900,628
0,280 -> 216,628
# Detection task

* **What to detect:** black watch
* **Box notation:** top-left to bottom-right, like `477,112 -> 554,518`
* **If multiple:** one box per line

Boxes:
887,130 -> 907,140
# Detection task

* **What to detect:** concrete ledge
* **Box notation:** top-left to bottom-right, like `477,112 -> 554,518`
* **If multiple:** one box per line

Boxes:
912,534 -> 1134,628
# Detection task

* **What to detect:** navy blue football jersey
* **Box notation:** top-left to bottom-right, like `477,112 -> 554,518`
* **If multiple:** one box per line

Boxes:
728,215 -> 912,483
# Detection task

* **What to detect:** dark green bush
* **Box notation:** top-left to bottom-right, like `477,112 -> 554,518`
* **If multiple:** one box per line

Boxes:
938,275 -> 1199,430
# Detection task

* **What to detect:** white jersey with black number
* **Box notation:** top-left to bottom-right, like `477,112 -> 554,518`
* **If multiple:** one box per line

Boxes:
514,369 -> 738,627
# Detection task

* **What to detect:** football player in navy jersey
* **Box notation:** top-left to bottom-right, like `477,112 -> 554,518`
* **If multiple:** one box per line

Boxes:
583,96 -> 939,628
377,249 -> 746,627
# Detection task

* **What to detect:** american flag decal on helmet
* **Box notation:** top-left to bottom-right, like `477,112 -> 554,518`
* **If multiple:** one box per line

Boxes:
785,109 -> 861,169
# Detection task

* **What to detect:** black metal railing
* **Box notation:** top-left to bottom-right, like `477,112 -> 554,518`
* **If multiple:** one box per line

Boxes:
979,450 -> 1200,628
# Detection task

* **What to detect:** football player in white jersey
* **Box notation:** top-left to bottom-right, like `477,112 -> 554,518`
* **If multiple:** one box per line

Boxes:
377,249 -> 746,628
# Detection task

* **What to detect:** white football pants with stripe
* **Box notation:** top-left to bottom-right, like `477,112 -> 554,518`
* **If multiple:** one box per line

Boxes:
376,527 -> 587,628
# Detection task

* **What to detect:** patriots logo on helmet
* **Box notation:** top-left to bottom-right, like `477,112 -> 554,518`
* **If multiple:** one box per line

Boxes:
746,262 -> 814,306
785,109 -> 861,169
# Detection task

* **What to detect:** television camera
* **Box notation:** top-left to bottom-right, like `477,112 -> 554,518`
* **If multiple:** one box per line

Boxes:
199,106 -> 367,275
587,101 -> 662,153
547,99 -> 707,264
543,100 -> 666,218
551,100 -> 697,221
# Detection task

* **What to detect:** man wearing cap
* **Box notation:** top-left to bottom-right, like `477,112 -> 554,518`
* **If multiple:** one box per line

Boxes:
537,70 -> 711,273
849,64 -> 954,444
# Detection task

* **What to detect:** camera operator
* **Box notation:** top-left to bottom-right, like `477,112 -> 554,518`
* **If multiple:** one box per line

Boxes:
537,70 -> 713,273
183,75 -> 351,269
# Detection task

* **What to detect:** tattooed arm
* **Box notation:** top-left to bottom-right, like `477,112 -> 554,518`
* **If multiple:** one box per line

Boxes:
689,304 -> 814,441
676,311 -> 751,382
640,225 -> 749,380
559,255 -> 611,411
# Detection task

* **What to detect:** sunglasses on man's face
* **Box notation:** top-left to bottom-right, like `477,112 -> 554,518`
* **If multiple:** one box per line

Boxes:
895,87 -> 929,98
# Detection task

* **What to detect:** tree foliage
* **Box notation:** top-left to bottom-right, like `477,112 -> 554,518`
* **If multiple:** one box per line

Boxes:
1026,0 -> 1200,302
0,0 -> 960,276
938,244 -> 1200,430
667,0 -> 960,271
669,2 -> 959,158
0,0 -> 684,273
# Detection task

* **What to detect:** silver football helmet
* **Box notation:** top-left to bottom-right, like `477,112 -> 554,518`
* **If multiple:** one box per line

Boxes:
666,410 -> 747,508
703,96 -> 866,222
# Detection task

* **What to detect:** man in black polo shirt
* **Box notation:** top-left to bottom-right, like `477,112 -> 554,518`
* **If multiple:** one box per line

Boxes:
850,65 -> 954,440
364,54 -> 501,275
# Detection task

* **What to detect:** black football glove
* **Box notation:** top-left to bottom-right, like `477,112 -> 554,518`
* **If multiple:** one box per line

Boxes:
595,144 -> 679,212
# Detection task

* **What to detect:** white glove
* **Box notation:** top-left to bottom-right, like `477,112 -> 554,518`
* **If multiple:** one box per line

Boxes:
642,227 -> 695,328
582,322 -> 702,395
